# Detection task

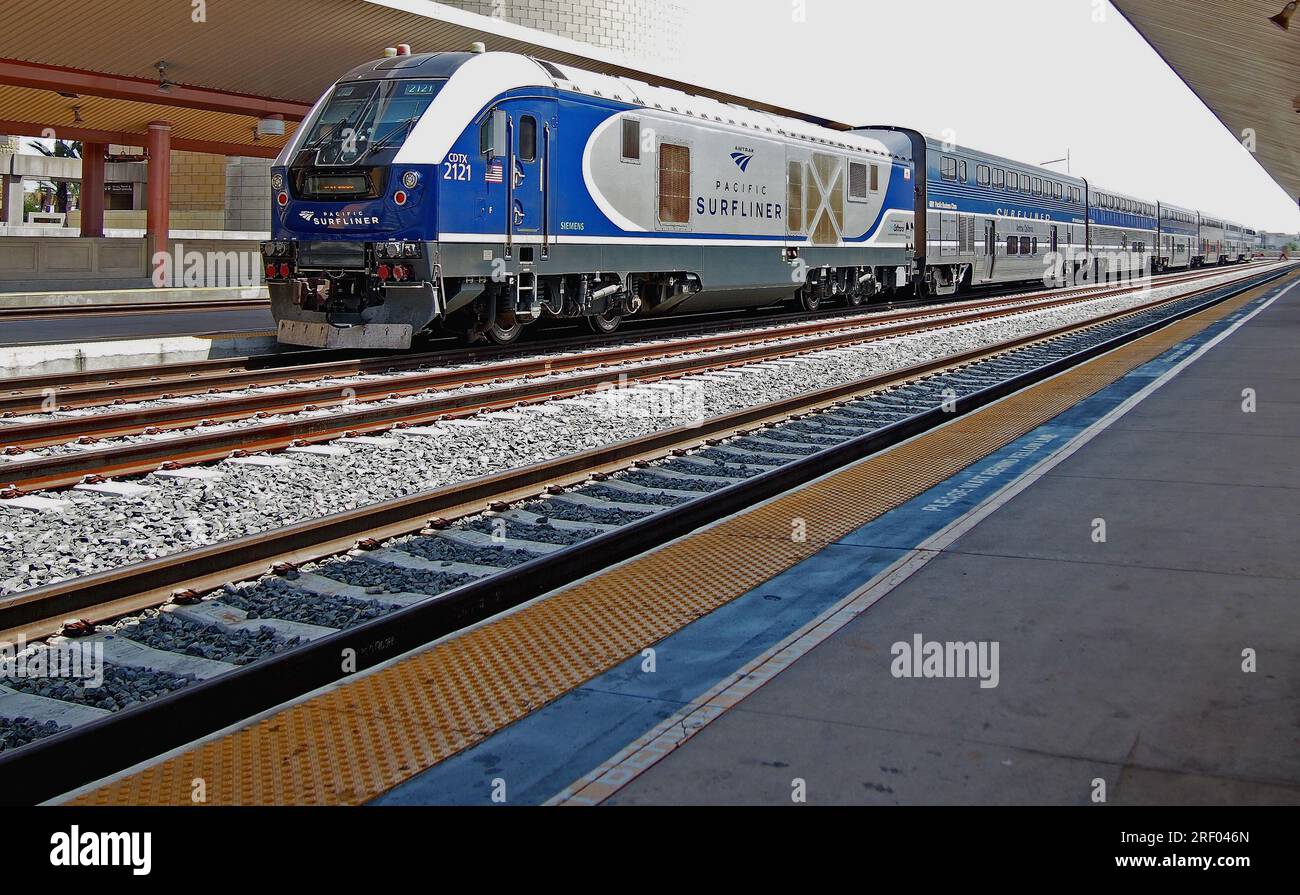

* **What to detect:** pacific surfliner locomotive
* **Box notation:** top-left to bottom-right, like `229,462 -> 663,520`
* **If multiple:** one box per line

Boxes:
264,49 -> 1263,349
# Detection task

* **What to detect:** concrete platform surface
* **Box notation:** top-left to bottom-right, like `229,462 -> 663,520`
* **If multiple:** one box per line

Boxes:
604,279 -> 1300,805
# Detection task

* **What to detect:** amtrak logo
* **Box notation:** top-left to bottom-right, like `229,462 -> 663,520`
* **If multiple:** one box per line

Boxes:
298,211 -> 315,222
729,150 -> 754,172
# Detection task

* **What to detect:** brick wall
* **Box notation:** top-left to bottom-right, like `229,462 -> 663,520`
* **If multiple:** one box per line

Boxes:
438,0 -> 686,63
224,156 -> 272,232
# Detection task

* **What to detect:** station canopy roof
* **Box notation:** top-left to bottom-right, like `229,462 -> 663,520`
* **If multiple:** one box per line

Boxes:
0,0 -> 852,159
1114,0 -> 1300,203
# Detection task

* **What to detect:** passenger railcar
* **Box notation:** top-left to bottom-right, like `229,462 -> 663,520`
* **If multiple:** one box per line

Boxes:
1156,201 -> 1199,270
855,128 -> 1087,294
265,50 -> 914,348
1088,186 -> 1157,279
1200,214 -> 1227,265
1225,222 -> 1248,263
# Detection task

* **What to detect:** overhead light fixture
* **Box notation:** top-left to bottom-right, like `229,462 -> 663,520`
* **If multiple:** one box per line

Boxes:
256,115 -> 285,137
155,60 -> 173,92
1271,1 -> 1296,30
57,91 -> 79,99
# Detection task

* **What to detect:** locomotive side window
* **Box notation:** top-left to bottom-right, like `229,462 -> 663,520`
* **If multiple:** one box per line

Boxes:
519,115 -> 537,163
658,142 -> 692,225
788,161 -> 804,234
622,118 -> 641,162
869,163 -> 879,192
848,161 -> 869,201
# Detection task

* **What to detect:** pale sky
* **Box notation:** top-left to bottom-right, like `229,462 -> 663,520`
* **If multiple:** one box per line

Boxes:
663,0 -> 1299,233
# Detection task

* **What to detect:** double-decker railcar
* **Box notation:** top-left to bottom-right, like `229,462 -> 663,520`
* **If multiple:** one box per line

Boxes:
1156,201 -> 1199,270
1200,214 -> 1227,265
1087,185 -> 1157,278
855,128 -> 1088,293
265,50 -> 914,348
1225,221 -> 1248,262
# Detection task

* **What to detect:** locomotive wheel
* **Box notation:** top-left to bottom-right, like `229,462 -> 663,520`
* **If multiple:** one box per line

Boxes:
586,311 -> 622,334
484,311 -> 523,345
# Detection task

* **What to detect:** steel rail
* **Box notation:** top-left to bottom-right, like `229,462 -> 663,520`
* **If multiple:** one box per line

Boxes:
0,263 -> 1243,411
0,268 -> 1264,490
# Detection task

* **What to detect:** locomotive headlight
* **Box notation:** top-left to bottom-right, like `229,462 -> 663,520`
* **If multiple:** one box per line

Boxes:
386,241 -> 402,258
271,172 -> 284,191
401,170 -> 420,190
403,242 -> 419,258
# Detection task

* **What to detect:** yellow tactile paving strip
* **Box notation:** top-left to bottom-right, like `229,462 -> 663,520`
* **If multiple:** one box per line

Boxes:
69,273 -> 1293,805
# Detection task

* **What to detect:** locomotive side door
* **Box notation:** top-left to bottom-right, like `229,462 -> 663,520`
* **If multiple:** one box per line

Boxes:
509,99 -> 558,254
984,219 -> 996,280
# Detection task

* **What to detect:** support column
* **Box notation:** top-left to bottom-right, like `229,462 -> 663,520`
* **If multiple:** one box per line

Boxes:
79,141 -> 105,238
2,174 -> 23,226
145,120 -> 171,262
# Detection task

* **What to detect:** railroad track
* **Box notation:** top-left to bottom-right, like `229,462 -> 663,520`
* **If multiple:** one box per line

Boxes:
0,262 -> 1260,404
0,261 -> 1293,803
0,264 -> 1264,492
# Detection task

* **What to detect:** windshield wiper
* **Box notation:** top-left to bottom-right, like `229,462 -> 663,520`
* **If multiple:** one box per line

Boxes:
357,115 -> 420,162
298,89 -> 381,163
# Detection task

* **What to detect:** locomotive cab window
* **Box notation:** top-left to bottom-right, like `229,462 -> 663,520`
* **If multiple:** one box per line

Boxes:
621,118 -> 641,162
518,115 -> 537,163
658,142 -> 692,225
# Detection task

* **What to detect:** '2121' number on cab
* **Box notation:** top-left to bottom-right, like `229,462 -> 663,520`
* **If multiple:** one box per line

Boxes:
443,154 -> 472,181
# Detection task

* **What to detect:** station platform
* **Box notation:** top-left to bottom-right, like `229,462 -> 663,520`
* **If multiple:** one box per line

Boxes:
62,267 -> 1300,806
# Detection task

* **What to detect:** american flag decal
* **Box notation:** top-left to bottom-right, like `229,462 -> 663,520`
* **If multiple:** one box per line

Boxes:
485,161 -> 503,183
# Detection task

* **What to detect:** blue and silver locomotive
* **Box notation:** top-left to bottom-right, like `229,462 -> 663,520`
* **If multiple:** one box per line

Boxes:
265,50 -> 915,348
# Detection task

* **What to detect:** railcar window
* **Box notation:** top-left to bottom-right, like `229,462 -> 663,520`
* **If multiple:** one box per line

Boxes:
621,118 -> 641,161
658,143 -> 691,225
941,157 -> 957,180
787,161 -> 804,234
1053,182 -> 1062,199
994,169 -> 1005,189
1032,237 -> 1038,254
977,165 -> 990,186
849,162 -> 869,200
1033,177 -> 1042,196
1007,236 -> 1018,255
959,160 -> 967,182
1020,236 -> 1031,255
519,115 -> 537,163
